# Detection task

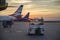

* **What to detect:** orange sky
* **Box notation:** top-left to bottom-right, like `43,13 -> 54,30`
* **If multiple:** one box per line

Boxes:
0,0 -> 60,21
0,7 -> 60,21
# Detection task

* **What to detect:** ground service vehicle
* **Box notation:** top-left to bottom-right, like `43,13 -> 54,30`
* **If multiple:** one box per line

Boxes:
28,18 -> 44,36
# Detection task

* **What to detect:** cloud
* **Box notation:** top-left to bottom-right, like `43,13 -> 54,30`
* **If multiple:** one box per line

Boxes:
7,0 -> 60,9
9,0 -> 32,3
53,0 -> 60,6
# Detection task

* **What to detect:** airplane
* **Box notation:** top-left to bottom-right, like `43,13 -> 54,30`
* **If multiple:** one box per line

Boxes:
0,5 -> 23,21
19,12 -> 30,21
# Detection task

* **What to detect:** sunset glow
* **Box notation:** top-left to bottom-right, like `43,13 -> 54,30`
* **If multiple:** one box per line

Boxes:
0,0 -> 60,21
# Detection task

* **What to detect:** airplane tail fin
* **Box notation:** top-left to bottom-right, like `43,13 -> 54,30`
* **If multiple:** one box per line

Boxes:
14,5 -> 23,16
10,5 -> 23,16
23,12 -> 30,19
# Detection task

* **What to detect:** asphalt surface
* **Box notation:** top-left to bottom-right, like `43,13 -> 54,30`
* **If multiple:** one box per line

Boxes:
0,22 -> 60,40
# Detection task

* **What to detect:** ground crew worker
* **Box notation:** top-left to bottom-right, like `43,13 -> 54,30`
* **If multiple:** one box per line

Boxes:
3,21 -> 8,28
6,20 -> 13,32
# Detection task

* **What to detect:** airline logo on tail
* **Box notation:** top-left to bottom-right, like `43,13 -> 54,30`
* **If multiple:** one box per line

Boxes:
19,12 -> 30,21
23,12 -> 30,19
9,5 -> 23,16
14,5 -> 23,16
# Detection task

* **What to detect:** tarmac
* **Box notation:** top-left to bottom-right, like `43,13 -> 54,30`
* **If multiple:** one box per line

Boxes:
0,22 -> 60,40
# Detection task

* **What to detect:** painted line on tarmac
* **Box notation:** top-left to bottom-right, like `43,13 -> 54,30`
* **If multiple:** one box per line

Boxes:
16,31 -> 22,32
4,31 -> 10,32
4,31 -> 23,32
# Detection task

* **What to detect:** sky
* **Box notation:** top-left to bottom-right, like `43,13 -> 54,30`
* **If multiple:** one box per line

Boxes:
0,0 -> 60,21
